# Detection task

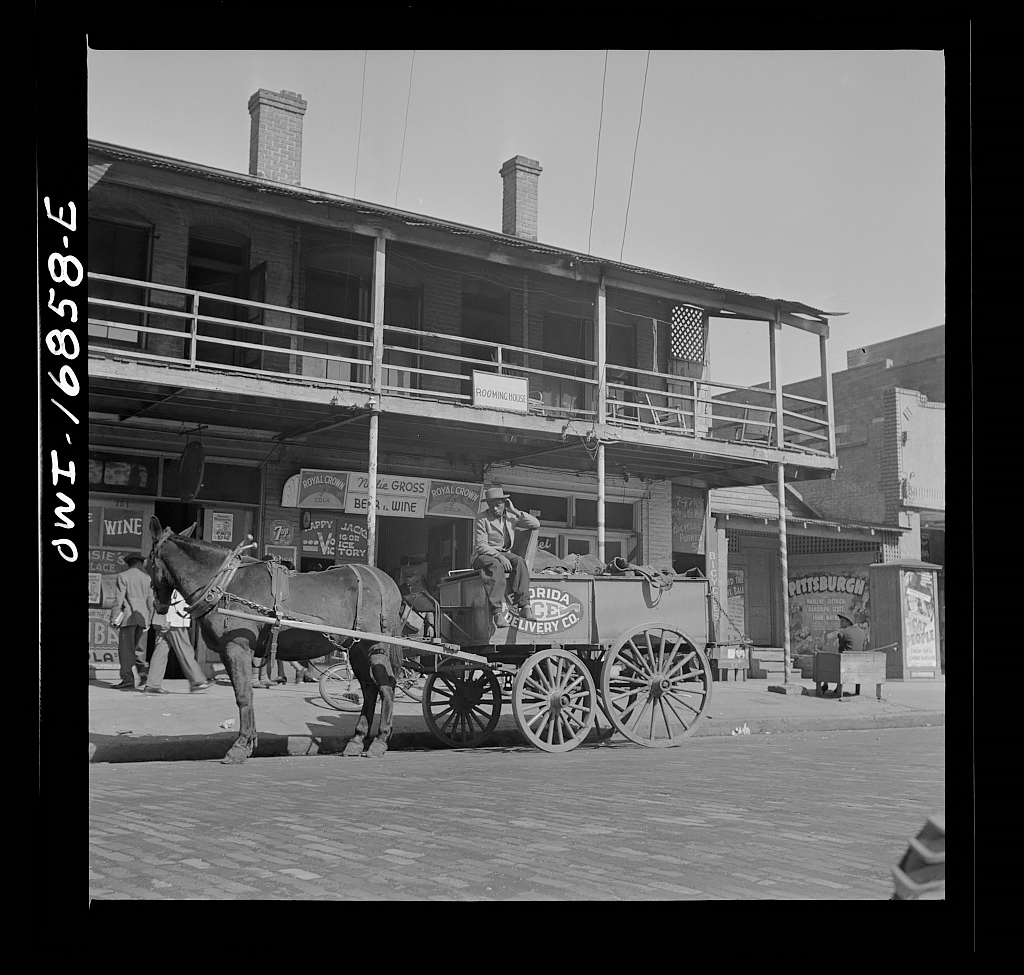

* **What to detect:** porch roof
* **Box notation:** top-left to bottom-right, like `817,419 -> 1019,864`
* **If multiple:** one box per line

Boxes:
88,140 -> 842,328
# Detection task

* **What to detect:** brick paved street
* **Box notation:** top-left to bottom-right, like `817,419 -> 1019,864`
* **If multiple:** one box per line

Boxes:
89,726 -> 944,900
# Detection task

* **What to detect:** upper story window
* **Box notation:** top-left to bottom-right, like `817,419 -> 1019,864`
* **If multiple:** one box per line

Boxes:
88,215 -> 152,347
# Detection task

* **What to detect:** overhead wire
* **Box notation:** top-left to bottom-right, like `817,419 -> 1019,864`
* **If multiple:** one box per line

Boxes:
394,50 -> 416,209
620,50 -> 651,263
352,50 -> 368,199
588,50 -> 609,255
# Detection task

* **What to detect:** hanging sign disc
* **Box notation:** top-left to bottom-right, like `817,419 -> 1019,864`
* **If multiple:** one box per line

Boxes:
179,442 -> 206,502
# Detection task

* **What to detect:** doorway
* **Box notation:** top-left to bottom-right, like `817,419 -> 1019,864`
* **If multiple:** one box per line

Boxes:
187,229 -> 265,369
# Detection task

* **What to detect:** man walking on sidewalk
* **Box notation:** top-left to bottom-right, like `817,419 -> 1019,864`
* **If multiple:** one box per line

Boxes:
143,589 -> 213,695
110,553 -> 153,689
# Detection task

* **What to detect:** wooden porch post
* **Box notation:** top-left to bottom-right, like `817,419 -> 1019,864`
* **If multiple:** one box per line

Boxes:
770,309 -> 791,677
596,273 -> 607,423
777,461 -> 791,681
597,440 -> 605,564
820,330 -> 836,456
596,274 -> 607,564
367,231 -> 386,566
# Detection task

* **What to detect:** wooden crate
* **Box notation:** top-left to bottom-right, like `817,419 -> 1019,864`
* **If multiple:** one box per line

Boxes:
813,651 -> 886,700
709,644 -> 749,682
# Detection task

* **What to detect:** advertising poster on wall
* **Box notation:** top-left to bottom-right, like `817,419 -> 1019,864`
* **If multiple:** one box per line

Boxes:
210,511 -> 234,542
671,485 -> 706,554
787,568 -> 870,654
89,609 -> 120,669
425,480 -> 484,518
903,569 -> 938,668
298,469 -> 349,509
727,567 -> 747,640
301,511 -> 338,558
335,515 -> 369,564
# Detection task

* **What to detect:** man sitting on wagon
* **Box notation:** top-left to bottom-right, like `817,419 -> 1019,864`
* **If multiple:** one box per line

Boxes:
473,486 -> 540,629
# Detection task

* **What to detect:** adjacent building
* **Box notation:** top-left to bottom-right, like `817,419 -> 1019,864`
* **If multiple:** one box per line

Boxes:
707,326 -> 945,668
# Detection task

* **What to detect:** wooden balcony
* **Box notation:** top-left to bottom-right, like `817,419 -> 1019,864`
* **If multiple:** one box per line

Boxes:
88,273 -> 835,462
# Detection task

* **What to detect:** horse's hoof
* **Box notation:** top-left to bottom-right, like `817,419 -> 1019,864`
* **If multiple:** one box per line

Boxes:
342,740 -> 364,757
221,750 -> 248,765
365,740 -> 388,759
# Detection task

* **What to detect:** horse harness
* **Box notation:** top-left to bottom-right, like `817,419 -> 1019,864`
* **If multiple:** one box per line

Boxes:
155,532 -> 392,671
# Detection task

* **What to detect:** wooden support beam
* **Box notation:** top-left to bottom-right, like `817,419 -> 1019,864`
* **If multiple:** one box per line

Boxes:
820,332 -> 836,456
596,275 -> 608,424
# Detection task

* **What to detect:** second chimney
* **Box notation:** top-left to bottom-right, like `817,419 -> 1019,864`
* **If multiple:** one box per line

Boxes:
500,155 -> 542,240
248,89 -> 307,186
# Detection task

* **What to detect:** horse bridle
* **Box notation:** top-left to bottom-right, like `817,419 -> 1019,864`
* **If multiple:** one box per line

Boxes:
150,529 -> 257,618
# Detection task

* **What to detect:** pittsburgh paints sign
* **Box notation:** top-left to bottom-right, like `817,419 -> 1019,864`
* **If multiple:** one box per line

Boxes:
472,371 -> 529,413
501,585 -> 584,635
788,568 -> 870,656
788,574 -> 867,597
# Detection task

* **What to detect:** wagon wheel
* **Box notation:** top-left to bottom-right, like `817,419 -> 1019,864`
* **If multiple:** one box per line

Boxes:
512,649 -> 597,753
421,668 -> 502,748
600,625 -> 713,747
319,662 -> 364,712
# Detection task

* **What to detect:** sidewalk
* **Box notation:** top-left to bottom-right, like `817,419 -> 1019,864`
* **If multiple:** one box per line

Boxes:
88,669 -> 945,764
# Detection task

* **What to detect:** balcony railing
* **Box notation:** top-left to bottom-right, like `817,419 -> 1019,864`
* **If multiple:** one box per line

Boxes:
88,273 -> 832,455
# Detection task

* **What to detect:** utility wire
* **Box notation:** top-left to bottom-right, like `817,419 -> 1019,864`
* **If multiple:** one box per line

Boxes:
353,50 -> 368,198
620,50 -> 650,263
588,50 -> 609,255
394,50 -> 416,209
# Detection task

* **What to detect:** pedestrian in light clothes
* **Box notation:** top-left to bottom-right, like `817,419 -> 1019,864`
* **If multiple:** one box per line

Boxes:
143,589 -> 213,695
472,486 -> 540,628
110,553 -> 154,689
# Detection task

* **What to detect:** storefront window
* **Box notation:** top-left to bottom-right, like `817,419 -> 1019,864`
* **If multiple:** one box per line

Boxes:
575,498 -> 635,530
88,452 -> 159,496
514,492 -> 568,524
161,459 -> 260,504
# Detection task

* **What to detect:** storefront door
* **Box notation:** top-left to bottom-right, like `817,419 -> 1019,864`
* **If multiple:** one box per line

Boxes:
746,547 -> 776,645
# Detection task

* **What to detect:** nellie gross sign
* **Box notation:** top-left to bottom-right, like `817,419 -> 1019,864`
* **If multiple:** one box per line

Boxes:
472,371 -> 529,413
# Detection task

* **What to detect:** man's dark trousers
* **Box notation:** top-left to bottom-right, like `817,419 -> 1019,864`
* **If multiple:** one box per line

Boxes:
473,552 -> 530,612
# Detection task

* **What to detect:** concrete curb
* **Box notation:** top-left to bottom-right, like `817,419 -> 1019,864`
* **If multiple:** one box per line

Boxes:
88,710 -> 945,764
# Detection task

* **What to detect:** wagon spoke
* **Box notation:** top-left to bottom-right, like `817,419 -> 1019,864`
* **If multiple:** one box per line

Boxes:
643,631 -> 657,671
559,671 -> 587,696
656,630 -> 668,673
664,651 -> 697,680
623,641 -> 655,679
625,695 -> 654,734
610,674 -> 649,688
662,692 -> 695,725
614,690 -> 649,722
657,697 -> 686,736
663,684 -> 704,716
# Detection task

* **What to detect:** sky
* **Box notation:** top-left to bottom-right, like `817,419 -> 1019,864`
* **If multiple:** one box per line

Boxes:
85,48 -> 946,389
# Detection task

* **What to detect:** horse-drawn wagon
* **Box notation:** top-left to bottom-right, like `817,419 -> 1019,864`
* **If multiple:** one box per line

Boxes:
419,562 -> 714,752
145,518 -> 715,762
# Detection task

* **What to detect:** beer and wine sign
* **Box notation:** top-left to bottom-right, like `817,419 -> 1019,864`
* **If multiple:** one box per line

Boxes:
286,470 -> 487,563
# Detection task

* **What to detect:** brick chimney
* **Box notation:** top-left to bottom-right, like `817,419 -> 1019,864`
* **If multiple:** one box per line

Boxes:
248,89 -> 307,186
500,155 -> 542,240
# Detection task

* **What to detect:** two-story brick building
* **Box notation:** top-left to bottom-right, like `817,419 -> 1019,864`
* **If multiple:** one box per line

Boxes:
86,88 -> 839,676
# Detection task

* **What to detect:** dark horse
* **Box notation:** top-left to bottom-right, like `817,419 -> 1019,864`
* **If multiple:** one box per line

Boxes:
146,517 -> 406,764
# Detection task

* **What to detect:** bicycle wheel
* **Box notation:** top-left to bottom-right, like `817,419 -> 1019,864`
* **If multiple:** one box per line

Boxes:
395,667 -> 425,703
319,663 -> 364,712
